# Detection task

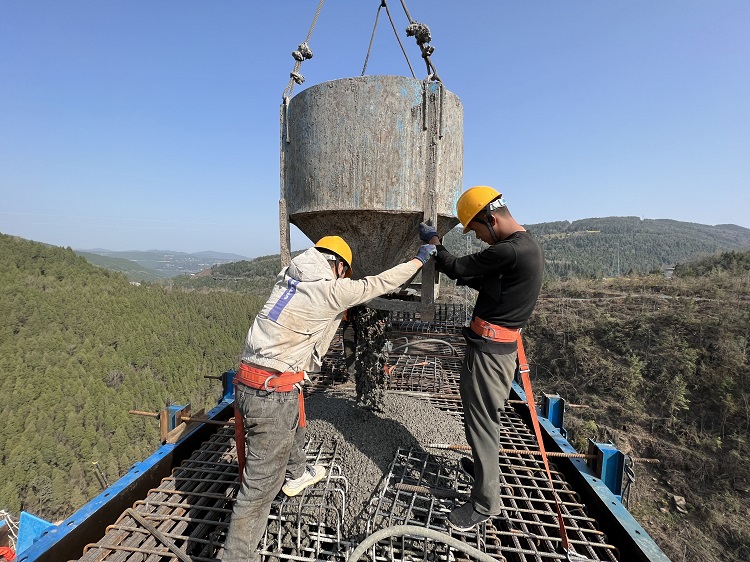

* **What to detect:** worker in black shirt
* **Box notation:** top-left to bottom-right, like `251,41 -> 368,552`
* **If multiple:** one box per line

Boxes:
420,185 -> 544,531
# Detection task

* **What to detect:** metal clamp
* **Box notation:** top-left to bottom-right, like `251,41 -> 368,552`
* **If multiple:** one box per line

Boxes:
263,374 -> 279,392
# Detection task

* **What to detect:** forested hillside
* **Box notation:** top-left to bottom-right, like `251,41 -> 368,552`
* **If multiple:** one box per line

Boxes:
0,234 -> 264,520
522,253 -> 750,561
3,232 -> 749,560
525,217 -> 750,278
77,218 -> 750,285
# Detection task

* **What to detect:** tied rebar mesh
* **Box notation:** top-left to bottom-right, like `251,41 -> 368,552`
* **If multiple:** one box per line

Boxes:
360,304 -> 621,562
390,303 -> 470,334
367,444 -> 619,562
76,429 -> 349,562
74,302 -> 626,562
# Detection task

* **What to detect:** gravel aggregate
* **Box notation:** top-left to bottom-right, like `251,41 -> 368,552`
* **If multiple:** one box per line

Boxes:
304,386 -> 467,537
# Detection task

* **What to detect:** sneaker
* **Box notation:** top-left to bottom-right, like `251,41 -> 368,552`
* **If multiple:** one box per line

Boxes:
460,457 -> 475,481
447,501 -> 489,532
282,464 -> 326,496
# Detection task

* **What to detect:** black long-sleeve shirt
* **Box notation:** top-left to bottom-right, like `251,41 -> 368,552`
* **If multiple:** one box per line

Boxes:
434,230 -> 543,353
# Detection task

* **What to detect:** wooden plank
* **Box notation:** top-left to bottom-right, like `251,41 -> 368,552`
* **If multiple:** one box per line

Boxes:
166,407 -> 206,445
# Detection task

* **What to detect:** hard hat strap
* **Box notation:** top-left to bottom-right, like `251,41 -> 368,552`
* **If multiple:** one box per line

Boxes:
482,197 -> 506,243
482,209 -> 499,243
486,220 -> 499,243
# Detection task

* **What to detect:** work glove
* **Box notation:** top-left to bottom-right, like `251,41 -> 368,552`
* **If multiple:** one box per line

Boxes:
419,221 -> 438,243
415,244 -> 437,264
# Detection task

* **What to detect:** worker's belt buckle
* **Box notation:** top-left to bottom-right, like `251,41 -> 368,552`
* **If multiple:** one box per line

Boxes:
263,374 -> 279,392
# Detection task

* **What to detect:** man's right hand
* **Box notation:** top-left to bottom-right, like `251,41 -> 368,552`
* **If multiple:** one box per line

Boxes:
419,222 -> 438,243
415,244 -> 437,264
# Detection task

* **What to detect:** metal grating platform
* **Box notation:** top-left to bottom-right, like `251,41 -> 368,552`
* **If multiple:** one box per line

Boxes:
367,444 -> 620,562
76,431 -> 349,562
72,305 -> 626,562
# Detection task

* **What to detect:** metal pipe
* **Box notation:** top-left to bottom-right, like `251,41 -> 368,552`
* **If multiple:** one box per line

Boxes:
347,524 -> 499,562
389,338 -> 458,355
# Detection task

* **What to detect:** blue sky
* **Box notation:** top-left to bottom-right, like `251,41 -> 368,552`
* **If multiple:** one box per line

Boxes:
2,1 -> 748,259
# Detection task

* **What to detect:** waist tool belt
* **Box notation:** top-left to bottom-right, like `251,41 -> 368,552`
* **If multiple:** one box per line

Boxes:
233,362 -> 306,483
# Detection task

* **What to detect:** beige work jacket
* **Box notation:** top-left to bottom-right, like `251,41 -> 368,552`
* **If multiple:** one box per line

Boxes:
241,247 -> 420,374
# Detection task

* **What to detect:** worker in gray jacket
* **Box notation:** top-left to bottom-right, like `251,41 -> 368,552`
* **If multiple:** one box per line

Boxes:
222,235 -> 436,562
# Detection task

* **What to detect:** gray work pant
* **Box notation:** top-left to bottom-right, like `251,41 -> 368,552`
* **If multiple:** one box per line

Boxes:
222,384 -> 306,562
459,345 -> 517,516
342,320 -> 356,376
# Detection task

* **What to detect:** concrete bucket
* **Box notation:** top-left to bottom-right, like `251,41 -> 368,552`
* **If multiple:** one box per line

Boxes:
280,75 -> 464,281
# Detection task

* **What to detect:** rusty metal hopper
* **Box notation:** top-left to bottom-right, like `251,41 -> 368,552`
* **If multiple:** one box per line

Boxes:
280,75 -> 463,279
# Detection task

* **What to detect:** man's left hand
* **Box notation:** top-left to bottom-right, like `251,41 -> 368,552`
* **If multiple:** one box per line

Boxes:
419,222 -> 438,243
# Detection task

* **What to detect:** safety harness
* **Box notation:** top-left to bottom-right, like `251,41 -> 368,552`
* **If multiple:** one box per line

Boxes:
233,362 -> 306,483
470,316 -> 571,553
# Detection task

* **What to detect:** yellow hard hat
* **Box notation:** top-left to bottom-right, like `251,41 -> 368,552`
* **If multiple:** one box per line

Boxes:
315,235 -> 353,276
456,186 -> 503,233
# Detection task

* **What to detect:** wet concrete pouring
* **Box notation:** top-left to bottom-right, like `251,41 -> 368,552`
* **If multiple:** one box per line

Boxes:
76,305 -> 621,562
348,305 -> 391,412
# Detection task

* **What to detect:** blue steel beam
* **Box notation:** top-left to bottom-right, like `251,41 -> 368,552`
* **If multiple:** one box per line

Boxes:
542,392 -> 566,437
510,380 -> 672,562
16,398 -> 235,562
588,440 -> 626,499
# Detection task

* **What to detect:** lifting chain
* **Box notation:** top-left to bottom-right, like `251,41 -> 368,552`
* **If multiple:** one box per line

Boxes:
282,0 -> 325,100
283,0 -> 442,101
399,0 -> 440,80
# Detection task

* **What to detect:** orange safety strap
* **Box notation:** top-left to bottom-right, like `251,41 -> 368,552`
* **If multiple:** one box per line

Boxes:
234,400 -> 246,484
516,332 -> 571,553
470,316 -> 520,342
470,317 -> 571,552
233,363 -> 306,483
235,362 -> 305,391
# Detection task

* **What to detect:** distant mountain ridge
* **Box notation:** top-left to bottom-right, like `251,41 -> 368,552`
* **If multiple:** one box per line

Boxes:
66,216 -> 750,282
75,248 -> 250,279
521,217 -> 750,278
187,217 -> 750,287
74,251 -> 163,283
